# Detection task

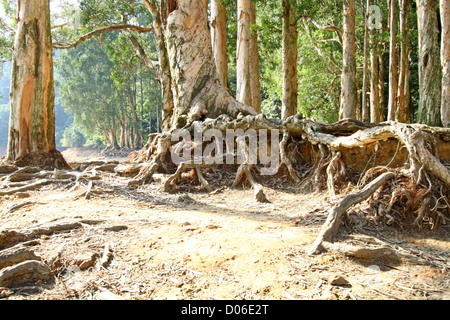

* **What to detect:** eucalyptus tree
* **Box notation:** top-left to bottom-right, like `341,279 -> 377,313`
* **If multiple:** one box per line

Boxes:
6,0 -> 68,168
417,0 -> 442,126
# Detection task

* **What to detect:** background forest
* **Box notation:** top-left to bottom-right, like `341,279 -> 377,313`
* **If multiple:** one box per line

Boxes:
0,0 -> 442,153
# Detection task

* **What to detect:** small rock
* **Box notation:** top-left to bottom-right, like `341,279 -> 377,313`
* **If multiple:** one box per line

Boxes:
179,221 -> 192,227
74,252 -> 96,270
104,225 -> 128,232
173,194 -> 195,204
15,192 -> 30,199
204,224 -> 220,230
329,275 -> 349,286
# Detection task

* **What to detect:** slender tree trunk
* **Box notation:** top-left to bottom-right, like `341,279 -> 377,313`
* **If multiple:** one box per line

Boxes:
379,53 -> 386,121
441,0 -> 450,127
387,0 -> 399,121
370,29 -> 381,122
139,73 -> 144,120
340,0 -> 357,120
281,0 -> 299,119
236,0 -> 252,107
397,0 -> 410,123
6,0 -> 67,169
142,0 -> 174,132
249,1 -> 261,113
417,0 -> 442,126
211,0 -> 229,88
362,0 -> 371,122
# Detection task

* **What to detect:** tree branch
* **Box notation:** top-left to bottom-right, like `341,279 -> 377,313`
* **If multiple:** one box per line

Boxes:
52,24 -> 153,49
122,29 -> 158,71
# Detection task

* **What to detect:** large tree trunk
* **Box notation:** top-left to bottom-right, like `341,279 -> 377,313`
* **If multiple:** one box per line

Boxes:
6,0 -> 68,169
387,0 -> 399,121
417,0 -> 442,126
211,0 -> 229,88
165,0 -> 256,129
249,1 -> 261,113
281,0 -> 299,120
441,0 -> 450,127
339,0 -> 357,120
397,0 -> 410,123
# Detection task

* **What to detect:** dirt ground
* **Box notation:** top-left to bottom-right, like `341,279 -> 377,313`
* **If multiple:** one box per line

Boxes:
0,147 -> 449,300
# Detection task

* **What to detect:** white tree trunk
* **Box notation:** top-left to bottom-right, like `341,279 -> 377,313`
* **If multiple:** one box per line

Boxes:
211,0 -> 228,88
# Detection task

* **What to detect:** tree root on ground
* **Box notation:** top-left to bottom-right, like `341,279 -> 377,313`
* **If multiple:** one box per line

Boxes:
308,171 -> 396,255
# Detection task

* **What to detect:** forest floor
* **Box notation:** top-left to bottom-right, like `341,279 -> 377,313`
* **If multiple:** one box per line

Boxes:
0,147 -> 449,300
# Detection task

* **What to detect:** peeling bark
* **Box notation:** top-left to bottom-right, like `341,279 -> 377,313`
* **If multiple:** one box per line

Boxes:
164,0 -> 256,130
417,0 -> 442,126
6,0 -> 68,169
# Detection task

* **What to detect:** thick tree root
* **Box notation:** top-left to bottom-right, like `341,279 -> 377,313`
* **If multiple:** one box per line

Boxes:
309,171 -> 396,255
164,162 -> 214,193
0,260 -> 53,288
6,150 -> 71,170
0,219 -> 105,289
277,132 -> 300,183
233,164 -> 270,203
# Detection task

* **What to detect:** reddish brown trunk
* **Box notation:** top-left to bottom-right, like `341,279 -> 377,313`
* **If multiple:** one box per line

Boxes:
340,0 -> 357,120
6,0 -> 68,169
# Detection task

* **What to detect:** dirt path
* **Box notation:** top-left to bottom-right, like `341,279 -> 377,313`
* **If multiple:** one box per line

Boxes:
0,170 -> 449,300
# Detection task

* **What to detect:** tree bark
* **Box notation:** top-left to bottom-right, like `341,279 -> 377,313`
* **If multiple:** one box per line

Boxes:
236,0 -> 252,107
362,0 -> 371,122
6,0 -> 68,169
211,0 -> 229,88
370,28 -> 380,122
339,0 -> 357,120
387,0 -> 399,121
379,53 -> 386,121
417,0 -> 442,126
441,0 -> 450,127
397,0 -> 410,123
249,1 -> 261,113
164,0 -> 256,129
142,0 -> 174,132
282,0 -> 299,120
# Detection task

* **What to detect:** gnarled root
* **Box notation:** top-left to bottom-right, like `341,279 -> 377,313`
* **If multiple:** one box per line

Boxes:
233,164 -> 269,203
309,171 -> 396,255
164,162 -> 214,193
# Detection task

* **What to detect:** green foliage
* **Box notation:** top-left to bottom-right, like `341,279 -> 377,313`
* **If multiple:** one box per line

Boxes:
61,123 -> 86,147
